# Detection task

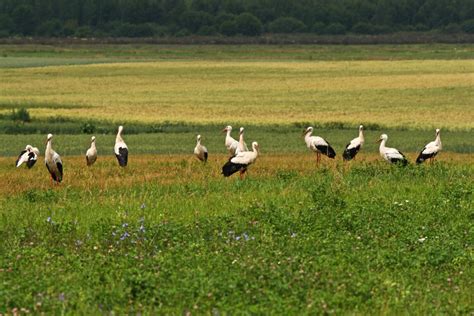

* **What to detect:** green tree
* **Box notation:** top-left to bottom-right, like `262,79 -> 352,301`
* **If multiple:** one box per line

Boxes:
235,12 -> 262,36
268,17 -> 306,33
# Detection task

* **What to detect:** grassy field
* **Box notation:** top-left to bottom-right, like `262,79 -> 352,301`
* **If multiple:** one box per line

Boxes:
0,44 -> 473,129
0,155 -> 472,313
0,44 -> 472,314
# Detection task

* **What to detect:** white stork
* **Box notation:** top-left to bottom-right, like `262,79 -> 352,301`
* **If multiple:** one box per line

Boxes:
222,141 -> 259,179
223,125 -> 239,157
237,126 -> 249,153
378,134 -> 408,166
342,125 -> 365,161
16,145 -> 40,168
114,126 -> 128,167
194,134 -> 208,162
45,134 -> 63,183
86,136 -> 97,166
416,129 -> 442,164
303,126 -> 336,166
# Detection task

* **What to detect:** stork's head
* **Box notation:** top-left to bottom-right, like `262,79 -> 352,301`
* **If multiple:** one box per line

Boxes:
378,134 -> 388,143
359,125 -> 364,131
91,136 -> 96,142
47,133 -> 53,140
222,125 -> 232,133
118,125 -> 123,133
252,142 -> 259,151
435,128 -> 440,135
303,126 -> 313,136
197,134 -> 201,141
239,127 -> 244,135
25,145 -> 33,151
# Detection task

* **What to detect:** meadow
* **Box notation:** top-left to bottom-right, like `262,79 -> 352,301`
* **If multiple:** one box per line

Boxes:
0,44 -> 472,314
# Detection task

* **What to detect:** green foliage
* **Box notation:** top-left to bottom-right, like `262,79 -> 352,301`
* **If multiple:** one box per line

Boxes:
234,13 -> 263,36
0,162 -> 472,313
462,19 -> 474,33
10,108 -> 31,123
324,23 -> 347,35
268,17 -> 307,33
0,0 -> 473,37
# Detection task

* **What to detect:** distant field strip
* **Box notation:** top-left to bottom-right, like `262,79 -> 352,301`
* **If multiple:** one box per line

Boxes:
0,59 -> 472,129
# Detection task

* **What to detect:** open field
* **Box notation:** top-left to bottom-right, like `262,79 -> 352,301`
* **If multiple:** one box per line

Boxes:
0,44 -> 472,313
0,155 -> 473,314
0,44 -> 473,130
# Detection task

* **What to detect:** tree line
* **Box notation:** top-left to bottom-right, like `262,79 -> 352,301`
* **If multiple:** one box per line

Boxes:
0,0 -> 473,38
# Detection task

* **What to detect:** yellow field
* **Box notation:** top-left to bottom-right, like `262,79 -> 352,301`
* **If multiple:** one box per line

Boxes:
1,60 -> 473,129
1,153 -> 470,198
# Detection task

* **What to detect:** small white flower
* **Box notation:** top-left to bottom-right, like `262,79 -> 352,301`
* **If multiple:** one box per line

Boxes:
418,237 -> 427,243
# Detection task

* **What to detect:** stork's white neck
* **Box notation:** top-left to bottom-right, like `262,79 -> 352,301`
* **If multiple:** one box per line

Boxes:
379,139 -> 387,152
435,133 -> 441,146
46,140 -> 53,159
91,140 -> 96,149
197,138 -> 201,145
116,130 -> 123,143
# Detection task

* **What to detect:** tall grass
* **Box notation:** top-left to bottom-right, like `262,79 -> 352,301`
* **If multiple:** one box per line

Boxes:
0,157 -> 472,314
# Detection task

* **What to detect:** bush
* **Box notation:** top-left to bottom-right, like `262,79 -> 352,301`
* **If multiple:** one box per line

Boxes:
268,17 -> 306,33
442,23 -> 462,34
36,19 -> 63,37
0,14 -> 14,35
352,22 -> 377,34
197,25 -> 218,36
62,19 -> 78,36
462,19 -> 474,33
81,122 -> 96,134
220,20 -> 238,36
113,23 -> 156,37
415,23 -> 429,32
75,26 -> 94,38
235,13 -> 263,36
11,108 -> 31,122
311,22 -> 326,34
180,10 -> 214,33
324,23 -> 346,35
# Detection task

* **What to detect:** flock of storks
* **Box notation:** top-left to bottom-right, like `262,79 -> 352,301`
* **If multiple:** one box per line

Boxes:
14,125 -> 442,183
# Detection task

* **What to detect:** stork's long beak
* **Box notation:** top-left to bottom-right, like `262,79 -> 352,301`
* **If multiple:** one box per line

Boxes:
221,128 -> 227,133
302,129 -> 307,136
376,138 -> 382,143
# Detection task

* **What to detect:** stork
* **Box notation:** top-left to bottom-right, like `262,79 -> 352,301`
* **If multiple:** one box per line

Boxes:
342,125 -> 364,161
86,136 -> 97,166
194,134 -> 208,162
45,134 -> 63,183
416,129 -> 442,164
237,126 -> 248,153
222,142 -> 259,179
114,126 -> 128,167
223,125 -> 238,157
378,134 -> 408,166
303,126 -> 336,166
16,145 -> 40,168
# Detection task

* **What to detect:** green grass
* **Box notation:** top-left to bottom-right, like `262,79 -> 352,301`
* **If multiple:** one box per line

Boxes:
0,162 -> 472,313
0,126 -> 472,157
0,43 -> 472,313
1,44 -> 474,66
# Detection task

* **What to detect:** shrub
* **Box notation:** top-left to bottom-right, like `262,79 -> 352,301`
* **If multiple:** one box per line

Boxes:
235,13 -> 263,36
36,19 -> 63,37
462,19 -> 474,33
197,25 -> 218,36
220,20 -> 238,36
180,10 -> 214,33
0,14 -> 14,34
442,23 -> 462,34
81,122 -> 96,134
75,26 -> 94,38
11,108 -> 31,122
311,22 -> 326,34
352,22 -> 377,34
268,17 -> 306,33
324,23 -> 346,35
